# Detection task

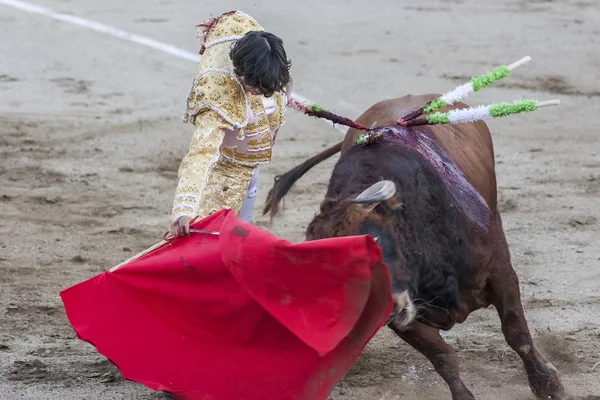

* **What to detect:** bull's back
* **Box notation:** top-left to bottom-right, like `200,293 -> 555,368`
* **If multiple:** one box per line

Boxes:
344,95 -> 497,211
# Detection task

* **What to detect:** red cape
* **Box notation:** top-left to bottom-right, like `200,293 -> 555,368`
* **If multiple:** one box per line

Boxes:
60,210 -> 393,400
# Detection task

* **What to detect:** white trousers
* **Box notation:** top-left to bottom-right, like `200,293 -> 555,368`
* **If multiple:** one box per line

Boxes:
239,166 -> 260,222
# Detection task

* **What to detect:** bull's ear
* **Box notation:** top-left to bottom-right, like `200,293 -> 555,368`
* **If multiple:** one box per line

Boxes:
384,196 -> 404,211
351,180 -> 396,213
359,202 -> 380,214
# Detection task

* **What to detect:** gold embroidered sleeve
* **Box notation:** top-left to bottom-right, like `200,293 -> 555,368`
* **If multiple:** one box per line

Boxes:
171,110 -> 232,222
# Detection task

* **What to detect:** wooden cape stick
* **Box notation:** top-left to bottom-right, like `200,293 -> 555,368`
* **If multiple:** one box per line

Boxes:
109,240 -> 170,272
109,229 -> 220,272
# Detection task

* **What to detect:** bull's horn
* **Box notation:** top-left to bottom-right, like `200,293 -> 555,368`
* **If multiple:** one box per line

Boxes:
351,180 -> 396,203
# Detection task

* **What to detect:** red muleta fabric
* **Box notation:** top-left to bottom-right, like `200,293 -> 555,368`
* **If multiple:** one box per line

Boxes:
60,209 -> 393,400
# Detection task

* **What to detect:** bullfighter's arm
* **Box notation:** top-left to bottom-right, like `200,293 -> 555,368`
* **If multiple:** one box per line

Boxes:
171,109 -> 232,222
285,73 -> 295,99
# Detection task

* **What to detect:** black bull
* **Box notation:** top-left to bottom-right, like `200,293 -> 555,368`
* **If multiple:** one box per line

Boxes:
263,94 -> 565,400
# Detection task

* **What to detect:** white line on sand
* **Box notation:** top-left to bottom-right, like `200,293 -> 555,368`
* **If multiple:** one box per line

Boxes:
0,0 -> 347,134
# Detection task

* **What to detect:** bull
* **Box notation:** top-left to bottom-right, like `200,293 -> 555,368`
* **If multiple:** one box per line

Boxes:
263,94 -> 564,399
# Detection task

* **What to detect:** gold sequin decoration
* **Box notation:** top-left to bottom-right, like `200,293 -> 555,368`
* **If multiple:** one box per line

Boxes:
171,110 -> 229,221
249,96 -> 265,115
185,23 -> 248,127
186,70 -> 247,126
267,111 -> 281,133
175,194 -> 199,204
220,146 -> 272,165
275,93 -> 284,108
198,159 -> 255,218
247,133 -> 272,151
256,114 -> 270,132
244,121 -> 259,135
204,12 -> 263,44
274,92 -> 287,127
173,204 -> 195,217
174,11 -> 289,220
197,41 -> 230,71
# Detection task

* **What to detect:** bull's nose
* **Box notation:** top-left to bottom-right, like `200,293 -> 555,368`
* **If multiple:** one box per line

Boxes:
386,291 -> 415,329
393,291 -> 409,309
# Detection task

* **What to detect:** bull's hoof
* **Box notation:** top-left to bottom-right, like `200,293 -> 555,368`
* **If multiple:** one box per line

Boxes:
529,362 -> 564,399
449,383 -> 476,400
452,394 -> 476,400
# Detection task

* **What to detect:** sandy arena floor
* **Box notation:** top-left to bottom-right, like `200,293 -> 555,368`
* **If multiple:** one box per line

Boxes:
1,0 -> 599,398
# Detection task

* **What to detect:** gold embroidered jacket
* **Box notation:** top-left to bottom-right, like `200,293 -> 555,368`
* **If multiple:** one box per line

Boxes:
172,11 -> 287,222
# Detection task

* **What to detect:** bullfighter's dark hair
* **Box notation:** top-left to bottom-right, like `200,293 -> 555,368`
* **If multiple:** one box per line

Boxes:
230,31 -> 292,98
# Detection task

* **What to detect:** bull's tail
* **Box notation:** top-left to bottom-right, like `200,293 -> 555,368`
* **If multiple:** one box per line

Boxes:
263,141 -> 343,220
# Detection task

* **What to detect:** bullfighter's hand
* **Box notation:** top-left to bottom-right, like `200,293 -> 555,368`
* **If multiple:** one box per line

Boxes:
170,216 -> 193,237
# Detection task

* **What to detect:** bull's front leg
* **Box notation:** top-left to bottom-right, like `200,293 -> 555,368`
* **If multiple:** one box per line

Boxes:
489,264 -> 564,399
389,321 -> 475,400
